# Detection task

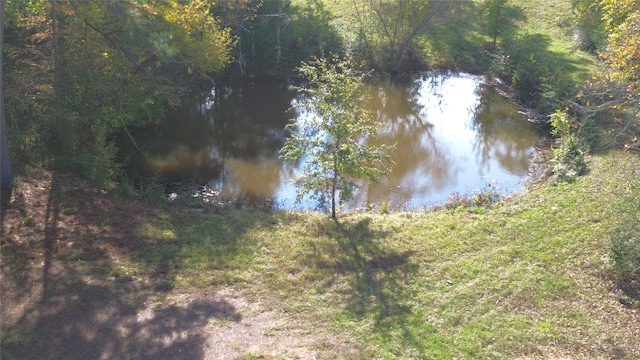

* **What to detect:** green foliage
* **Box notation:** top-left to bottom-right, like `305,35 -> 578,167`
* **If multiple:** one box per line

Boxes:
223,0 -> 343,76
379,199 -> 390,215
610,232 -> 640,287
282,0 -> 344,68
220,0 -> 287,75
499,32 -> 580,114
549,110 -> 587,184
119,177 -> 138,198
441,188 -> 503,212
571,0 -> 606,52
4,0 -> 234,186
481,0 -> 510,50
551,135 -> 586,183
81,133 -> 121,190
600,0 -> 639,34
572,1 -> 640,152
140,173 -> 168,203
550,109 -> 573,138
157,0 -> 234,74
280,55 -> 392,219
346,0 -> 456,72
503,34 -> 545,100
600,3 -> 640,84
117,173 -> 167,202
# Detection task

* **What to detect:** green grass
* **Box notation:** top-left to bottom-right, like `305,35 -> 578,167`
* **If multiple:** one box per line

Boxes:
510,0 -> 597,81
127,151 -> 640,358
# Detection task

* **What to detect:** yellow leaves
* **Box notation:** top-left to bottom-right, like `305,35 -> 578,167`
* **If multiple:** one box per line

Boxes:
601,0 -> 639,32
602,11 -> 640,84
153,0 -> 234,73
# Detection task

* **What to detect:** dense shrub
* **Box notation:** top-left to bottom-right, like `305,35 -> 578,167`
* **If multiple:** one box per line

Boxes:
549,110 -> 587,184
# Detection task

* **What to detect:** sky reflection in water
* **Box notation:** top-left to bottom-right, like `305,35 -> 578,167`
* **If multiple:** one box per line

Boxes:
130,73 -> 540,211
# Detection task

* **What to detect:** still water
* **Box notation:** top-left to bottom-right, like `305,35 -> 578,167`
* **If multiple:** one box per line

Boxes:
120,73 -> 541,211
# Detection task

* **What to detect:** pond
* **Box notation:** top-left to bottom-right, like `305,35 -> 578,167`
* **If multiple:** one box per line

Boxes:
119,72 -> 542,211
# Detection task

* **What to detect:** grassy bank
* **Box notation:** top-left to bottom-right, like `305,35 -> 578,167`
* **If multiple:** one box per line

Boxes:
2,151 -> 638,359
510,0 -> 597,80
159,151 -> 640,358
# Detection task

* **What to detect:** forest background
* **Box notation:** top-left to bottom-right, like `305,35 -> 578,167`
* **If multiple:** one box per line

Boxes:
1,0 -> 638,194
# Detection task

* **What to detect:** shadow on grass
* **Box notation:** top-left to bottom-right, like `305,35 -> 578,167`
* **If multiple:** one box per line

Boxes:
608,235 -> 640,308
425,0 -> 588,115
606,162 -> 640,305
422,1 -> 488,72
312,218 -> 430,353
422,1 -> 526,72
0,170 -> 262,360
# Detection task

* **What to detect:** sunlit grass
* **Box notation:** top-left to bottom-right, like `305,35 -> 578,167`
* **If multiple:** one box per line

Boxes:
125,151 -> 640,358
510,0 -> 597,81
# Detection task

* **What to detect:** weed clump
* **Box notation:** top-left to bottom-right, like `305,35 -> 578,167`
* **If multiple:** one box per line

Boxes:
439,187 -> 504,211
549,110 -> 587,184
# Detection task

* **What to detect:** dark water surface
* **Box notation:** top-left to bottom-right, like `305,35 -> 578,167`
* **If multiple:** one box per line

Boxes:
120,73 -> 541,211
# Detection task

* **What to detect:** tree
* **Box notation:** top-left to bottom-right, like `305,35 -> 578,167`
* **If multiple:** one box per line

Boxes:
4,0 -> 234,187
602,11 -> 640,85
349,0 -> 453,73
481,0 -> 509,51
280,56 -> 392,219
573,1 -> 640,151
1,0 -> 13,205
600,8 -> 640,150
62,0 -> 233,185
572,0 -> 606,52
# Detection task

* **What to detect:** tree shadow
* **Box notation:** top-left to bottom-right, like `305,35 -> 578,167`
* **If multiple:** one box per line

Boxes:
311,218 -> 428,351
0,170 -> 261,359
421,1 -> 487,71
3,285 -> 240,360
503,32 -> 584,103
424,1 -> 586,115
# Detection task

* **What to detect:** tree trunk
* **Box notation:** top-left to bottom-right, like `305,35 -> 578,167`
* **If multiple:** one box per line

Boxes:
0,0 -> 14,206
331,153 -> 338,219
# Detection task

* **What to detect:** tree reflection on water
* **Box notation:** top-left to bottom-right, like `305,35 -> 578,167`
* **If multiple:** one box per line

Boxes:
122,74 -> 540,211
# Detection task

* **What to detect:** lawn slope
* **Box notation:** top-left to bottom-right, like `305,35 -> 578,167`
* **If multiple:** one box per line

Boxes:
2,152 -> 638,359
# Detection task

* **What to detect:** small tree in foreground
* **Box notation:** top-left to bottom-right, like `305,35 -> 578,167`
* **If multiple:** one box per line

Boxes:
280,56 -> 392,219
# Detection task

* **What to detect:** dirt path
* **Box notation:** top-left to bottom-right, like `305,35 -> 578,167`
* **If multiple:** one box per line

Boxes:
0,171 -> 340,360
